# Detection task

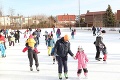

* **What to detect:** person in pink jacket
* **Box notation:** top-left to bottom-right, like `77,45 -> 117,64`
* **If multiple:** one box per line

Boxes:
74,46 -> 88,78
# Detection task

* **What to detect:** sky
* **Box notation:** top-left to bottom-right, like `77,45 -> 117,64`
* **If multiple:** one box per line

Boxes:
0,0 -> 120,17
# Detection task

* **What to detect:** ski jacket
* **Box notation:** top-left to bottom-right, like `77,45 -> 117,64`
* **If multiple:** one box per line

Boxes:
75,51 -> 88,69
54,37 -> 74,57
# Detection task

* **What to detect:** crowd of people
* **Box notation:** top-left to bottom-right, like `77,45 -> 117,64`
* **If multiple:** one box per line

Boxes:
0,27 -> 107,80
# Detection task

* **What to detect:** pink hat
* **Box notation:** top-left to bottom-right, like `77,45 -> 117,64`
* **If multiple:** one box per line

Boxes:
29,35 -> 33,38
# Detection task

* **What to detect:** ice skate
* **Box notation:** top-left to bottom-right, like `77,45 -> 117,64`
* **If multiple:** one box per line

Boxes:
59,73 -> 62,80
30,67 -> 33,71
36,67 -> 39,71
64,73 -> 68,79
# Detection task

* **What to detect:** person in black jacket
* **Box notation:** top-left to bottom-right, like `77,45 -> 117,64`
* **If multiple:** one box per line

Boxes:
92,26 -> 96,36
94,30 -> 106,61
54,34 -> 75,80
14,31 -> 20,43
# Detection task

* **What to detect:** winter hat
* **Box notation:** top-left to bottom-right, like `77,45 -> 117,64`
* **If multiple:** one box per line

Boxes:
64,35 -> 69,41
29,35 -> 33,38
32,32 -> 37,35
78,46 -> 83,51
101,30 -> 106,33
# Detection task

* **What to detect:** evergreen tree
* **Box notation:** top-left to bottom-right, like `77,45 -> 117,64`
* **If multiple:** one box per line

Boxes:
103,5 -> 115,27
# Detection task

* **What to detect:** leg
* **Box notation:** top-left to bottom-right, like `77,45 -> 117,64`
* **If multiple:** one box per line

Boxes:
95,46 -> 100,61
18,39 -> 20,43
101,48 -> 107,61
77,69 -> 82,77
15,39 -> 17,43
53,56 -> 55,64
57,56 -> 63,73
3,42 -> 6,49
48,47 -> 52,56
28,49 -> 34,71
9,41 -> 11,46
33,52 -> 39,71
57,56 -> 63,79
13,41 -> 15,46
62,57 -> 68,79
83,68 -> 88,77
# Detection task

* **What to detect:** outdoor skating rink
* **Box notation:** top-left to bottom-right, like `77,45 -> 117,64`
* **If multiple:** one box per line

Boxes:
0,28 -> 120,80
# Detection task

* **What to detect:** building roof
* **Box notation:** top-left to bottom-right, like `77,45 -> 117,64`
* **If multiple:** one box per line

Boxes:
86,11 -> 106,16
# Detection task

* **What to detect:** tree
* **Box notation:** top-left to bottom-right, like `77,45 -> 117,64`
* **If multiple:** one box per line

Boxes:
103,5 -> 115,27
0,6 -> 3,16
48,15 -> 55,28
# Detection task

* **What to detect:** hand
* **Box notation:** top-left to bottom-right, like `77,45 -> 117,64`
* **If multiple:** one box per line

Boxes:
72,55 -> 76,59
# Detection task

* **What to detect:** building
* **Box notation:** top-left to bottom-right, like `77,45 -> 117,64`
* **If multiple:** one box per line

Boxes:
0,16 -> 10,29
56,14 -> 76,27
116,10 -> 120,27
85,10 -> 106,27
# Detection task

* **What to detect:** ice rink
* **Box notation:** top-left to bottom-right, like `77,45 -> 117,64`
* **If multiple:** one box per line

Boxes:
0,28 -> 120,80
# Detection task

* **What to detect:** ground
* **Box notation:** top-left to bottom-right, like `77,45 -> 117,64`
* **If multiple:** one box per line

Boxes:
0,28 -> 120,80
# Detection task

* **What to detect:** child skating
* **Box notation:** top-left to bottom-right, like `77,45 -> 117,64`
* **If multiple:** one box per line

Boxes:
99,43 -> 107,62
74,46 -> 88,79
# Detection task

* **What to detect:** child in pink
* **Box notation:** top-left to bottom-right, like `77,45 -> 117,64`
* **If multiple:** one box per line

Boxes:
74,46 -> 88,78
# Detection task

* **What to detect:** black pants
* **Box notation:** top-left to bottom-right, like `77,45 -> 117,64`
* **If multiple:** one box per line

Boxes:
28,48 -> 39,67
77,68 -> 88,74
57,56 -> 68,73
10,41 -> 14,46
93,31 -> 96,36
95,46 -> 100,59
15,39 -> 19,43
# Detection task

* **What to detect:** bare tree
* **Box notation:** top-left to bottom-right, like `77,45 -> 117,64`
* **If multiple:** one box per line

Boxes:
0,6 -> 3,16
9,8 -> 15,16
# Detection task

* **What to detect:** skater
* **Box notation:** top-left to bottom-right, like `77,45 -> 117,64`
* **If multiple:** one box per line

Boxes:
26,33 -> 40,71
0,32 -> 6,57
71,29 -> 75,39
43,31 -> 48,45
53,34 -> 75,80
56,28 -> 61,39
22,35 -> 40,54
10,35 -> 15,46
46,34 -> 55,56
94,30 -> 106,61
74,46 -> 88,79
14,31 -> 20,43
33,29 -> 40,45
99,43 -> 107,61
92,26 -> 96,36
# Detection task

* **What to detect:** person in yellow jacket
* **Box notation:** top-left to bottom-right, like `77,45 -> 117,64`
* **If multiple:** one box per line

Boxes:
26,35 -> 36,49
25,34 -> 40,71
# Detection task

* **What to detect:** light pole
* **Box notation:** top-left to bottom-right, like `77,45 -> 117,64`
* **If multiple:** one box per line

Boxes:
78,0 -> 81,29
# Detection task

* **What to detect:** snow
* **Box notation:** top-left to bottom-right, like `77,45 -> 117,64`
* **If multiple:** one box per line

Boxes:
0,28 -> 120,80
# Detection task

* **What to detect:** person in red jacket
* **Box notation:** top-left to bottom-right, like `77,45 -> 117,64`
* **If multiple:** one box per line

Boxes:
0,32 -> 6,57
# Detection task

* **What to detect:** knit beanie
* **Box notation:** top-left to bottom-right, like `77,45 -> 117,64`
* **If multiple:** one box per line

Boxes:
64,35 -> 69,41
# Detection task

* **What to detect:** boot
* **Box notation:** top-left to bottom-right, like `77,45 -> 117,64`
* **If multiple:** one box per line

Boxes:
59,73 -> 62,79
64,73 -> 68,79
30,67 -> 33,71
36,67 -> 39,71
103,54 -> 107,61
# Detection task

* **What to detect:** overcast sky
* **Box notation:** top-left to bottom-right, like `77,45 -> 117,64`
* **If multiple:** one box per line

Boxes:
0,0 -> 120,16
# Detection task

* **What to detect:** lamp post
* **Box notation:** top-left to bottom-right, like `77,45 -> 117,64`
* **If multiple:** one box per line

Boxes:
78,0 -> 81,29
